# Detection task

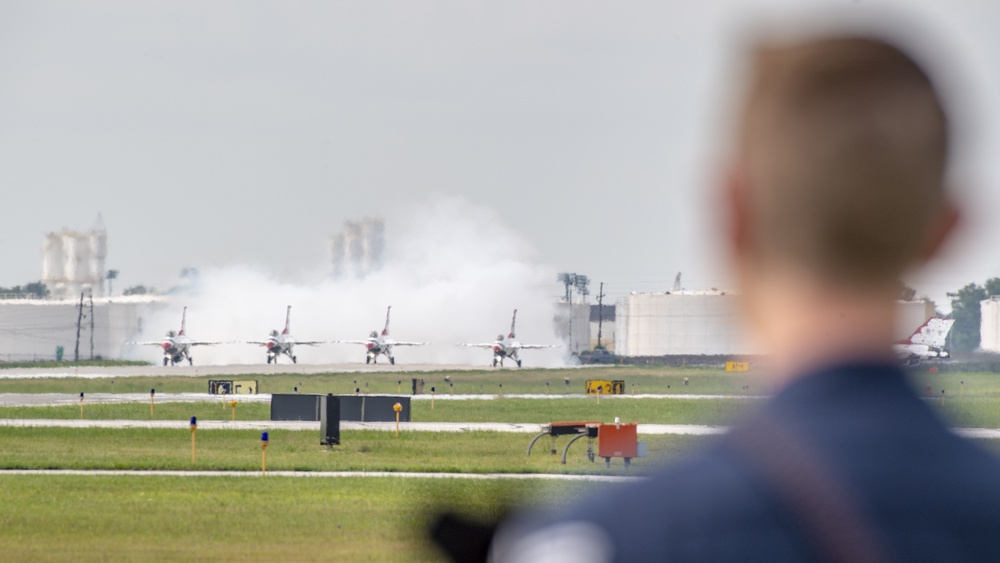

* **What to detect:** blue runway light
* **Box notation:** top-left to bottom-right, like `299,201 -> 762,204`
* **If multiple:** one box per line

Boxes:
261,431 -> 269,443
80,392 -> 84,398
150,388 -> 155,395
431,387 -> 436,393
190,416 -> 197,426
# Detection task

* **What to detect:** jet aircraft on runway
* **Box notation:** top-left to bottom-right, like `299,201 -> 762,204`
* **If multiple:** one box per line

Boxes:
461,309 -> 557,367
132,307 -> 221,366
895,317 -> 955,366
336,306 -> 425,365
245,305 -> 324,364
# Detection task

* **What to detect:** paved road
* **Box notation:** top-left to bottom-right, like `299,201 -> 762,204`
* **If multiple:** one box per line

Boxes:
0,418 -> 727,435
1,418 -> 997,440
0,363 -> 520,379
0,469 -> 639,481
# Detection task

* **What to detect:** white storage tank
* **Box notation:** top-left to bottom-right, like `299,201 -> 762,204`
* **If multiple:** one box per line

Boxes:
981,297 -> 1000,353
614,291 -> 754,357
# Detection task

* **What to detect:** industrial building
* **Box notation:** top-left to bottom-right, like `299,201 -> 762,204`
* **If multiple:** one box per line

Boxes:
980,297 -> 1000,353
590,304 -> 615,351
614,291 -> 938,357
41,216 -> 109,300
0,296 -> 163,362
553,302 -> 591,355
329,217 -> 385,279
614,291 -> 752,357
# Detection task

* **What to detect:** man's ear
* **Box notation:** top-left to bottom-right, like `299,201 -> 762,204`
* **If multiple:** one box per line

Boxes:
725,164 -> 752,262
917,198 -> 961,264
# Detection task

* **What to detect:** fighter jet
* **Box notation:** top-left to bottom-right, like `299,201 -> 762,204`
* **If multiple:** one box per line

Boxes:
245,305 -> 325,364
461,309 -> 558,367
132,307 -> 222,366
336,306 -> 425,365
895,317 -> 955,366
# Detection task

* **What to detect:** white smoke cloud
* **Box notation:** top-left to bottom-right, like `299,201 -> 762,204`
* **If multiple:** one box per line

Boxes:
128,197 -> 566,367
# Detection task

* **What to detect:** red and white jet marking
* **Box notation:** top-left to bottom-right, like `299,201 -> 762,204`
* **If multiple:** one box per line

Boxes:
894,317 -> 955,366
336,306 -> 425,365
132,307 -> 222,366
246,305 -> 325,364
461,309 -> 557,368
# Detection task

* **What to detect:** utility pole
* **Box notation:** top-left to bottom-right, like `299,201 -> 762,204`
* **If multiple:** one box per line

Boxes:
596,282 -> 606,350
74,292 -> 84,361
88,290 -> 95,360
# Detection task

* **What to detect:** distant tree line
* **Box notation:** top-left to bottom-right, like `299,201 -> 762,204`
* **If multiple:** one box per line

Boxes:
947,278 -> 1000,353
0,281 -> 49,299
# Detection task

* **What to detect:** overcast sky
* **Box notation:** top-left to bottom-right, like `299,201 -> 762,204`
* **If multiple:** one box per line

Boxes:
1,1 -> 998,308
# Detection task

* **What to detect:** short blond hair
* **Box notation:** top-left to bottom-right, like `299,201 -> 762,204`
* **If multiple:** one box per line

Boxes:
740,37 -> 949,286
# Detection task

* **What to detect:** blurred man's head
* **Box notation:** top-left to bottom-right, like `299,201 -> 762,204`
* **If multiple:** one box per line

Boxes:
729,36 -> 956,294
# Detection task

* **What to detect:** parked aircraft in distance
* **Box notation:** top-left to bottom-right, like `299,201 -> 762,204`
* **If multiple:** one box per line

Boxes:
461,309 -> 557,367
335,306 -> 425,365
895,317 -> 955,366
131,307 -> 221,366
245,305 -> 324,364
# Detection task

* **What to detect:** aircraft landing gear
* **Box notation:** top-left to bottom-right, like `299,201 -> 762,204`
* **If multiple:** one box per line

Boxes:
516,359 -> 522,368
366,356 -> 371,365
492,358 -> 498,368
188,357 -> 194,366
267,356 -> 273,364
389,356 -> 395,365
163,357 -> 169,367
292,355 -> 297,364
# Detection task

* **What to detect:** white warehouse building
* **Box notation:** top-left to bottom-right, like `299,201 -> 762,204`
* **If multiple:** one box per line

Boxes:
980,297 -> 1000,353
614,291 -> 753,357
615,291 -> 937,357
0,296 -> 164,362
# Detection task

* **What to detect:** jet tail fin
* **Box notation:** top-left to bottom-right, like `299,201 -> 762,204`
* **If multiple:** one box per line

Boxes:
283,305 -> 292,335
509,309 -> 517,339
179,306 -> 187,337
382,305 -> 392,336
906,317 -> 955,347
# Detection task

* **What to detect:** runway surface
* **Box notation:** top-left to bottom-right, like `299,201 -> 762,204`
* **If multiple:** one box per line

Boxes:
0,469 -> 639,481
0,363 -> 588,379
2,418 -> 998,439
0,418 -> 727,434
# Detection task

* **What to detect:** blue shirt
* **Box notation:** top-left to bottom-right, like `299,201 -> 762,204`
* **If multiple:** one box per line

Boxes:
491,364 -> 1000,562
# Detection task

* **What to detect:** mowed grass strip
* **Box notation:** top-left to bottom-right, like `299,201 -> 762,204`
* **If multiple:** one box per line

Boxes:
0,474 -> 593,562
0,427 -> 710,474
0,366 -> 768,395
0,397 -> 754,426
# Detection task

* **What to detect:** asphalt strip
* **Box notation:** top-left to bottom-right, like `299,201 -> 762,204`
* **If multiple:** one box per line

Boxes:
0,469 -> 639,482
2,419 -> 997,439
0,419 -> 727,435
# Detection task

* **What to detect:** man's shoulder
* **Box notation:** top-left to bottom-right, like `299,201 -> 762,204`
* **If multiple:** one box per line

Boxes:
491,444 -> 806,563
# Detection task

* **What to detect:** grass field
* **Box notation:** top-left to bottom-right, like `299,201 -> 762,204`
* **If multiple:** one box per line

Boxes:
0,474 -> 593,562
0,365 -> 771,395
5,364 -> 1000,561
0,396 -> 755,425
0,427 -> 708,473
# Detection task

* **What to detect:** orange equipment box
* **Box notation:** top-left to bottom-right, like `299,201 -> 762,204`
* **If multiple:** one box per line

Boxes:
598,422 -> 638,459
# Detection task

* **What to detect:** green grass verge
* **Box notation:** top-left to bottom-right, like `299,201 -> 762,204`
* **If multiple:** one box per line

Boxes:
0,397 -> 755,426
0,474 -> 593,562
0,427 -> 709,474
0,365 -> 768,395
